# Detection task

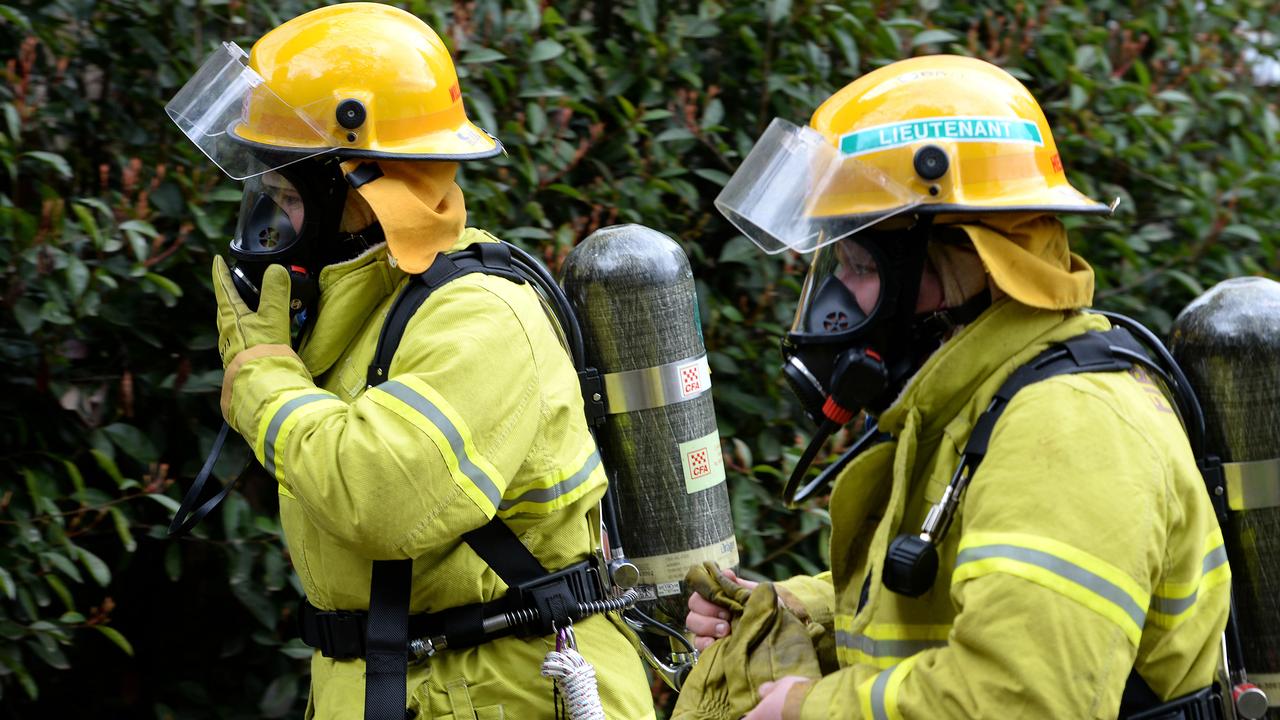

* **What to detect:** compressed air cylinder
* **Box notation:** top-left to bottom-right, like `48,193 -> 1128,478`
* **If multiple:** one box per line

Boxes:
1171,277 -> 1280,714
562,224 -> 738,623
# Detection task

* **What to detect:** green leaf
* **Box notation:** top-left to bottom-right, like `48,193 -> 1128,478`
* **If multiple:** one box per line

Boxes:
912,29 -> 959,47
110,507 -> 137,553
462,48 -> 505,64
40,552 -> 84,584
1221,224 -> 1262,243
655,127 -> 695,143
13,298 -> 42,334
63,459 -> 86,498
118,218 -> 158,239
693,168 -> 731,186
23,151 -> 71,179
528,39 -> 564,63
26,636 -> 70,670
90,448 -> 126,488
0,5 -> 33,32
71,204 -> 102,248
143,272 -> 183,304
0,566 -> 14,600
75,546 -> 111,587
94,626 -> 134,657
147,493 -> 182,513
102,423 -> 158,463
65,255 -> 90,298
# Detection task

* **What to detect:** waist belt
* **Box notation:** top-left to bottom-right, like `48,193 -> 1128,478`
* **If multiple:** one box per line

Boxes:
297,559 -> 604,660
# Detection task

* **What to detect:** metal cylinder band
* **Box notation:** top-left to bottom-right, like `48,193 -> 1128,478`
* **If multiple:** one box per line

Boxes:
602,354 -> 711,414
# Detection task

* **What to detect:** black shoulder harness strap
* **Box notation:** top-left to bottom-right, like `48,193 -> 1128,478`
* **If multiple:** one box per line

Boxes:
960,326 -> 1150,468
359,243 -> 555,720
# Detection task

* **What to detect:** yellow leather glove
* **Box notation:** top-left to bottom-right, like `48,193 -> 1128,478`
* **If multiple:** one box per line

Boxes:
211,256 -> 292,368
672,563 -> 823,720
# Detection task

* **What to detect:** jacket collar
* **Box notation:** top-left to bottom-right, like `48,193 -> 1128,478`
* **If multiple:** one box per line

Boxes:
877,299 -> 1109,440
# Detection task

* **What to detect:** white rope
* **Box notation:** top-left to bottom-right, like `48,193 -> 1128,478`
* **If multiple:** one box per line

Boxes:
541,646 -> 606,720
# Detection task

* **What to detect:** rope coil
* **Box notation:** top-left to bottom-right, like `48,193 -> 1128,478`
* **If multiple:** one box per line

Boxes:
541,646 -> 605,720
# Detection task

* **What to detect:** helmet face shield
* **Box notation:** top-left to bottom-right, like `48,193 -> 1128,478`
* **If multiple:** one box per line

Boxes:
165,42 -> 334,180
715,118 -> 923,255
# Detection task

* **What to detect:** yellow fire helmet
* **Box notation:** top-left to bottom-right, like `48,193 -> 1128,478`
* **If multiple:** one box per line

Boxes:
717,55 -> 1113,255
166,2 -> 500,180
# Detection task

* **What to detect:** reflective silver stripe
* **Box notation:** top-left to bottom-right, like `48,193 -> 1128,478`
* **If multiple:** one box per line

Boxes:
870,668 -> 893,720
835,630 -> 946,658
1203,544 -> 1228,574
602,354 -> 710,414
379,381 -> 502,509
263,393 -> 334,479
1149,545 -> 1228,616
498,451 -> 602,511
956,544 -> 1146,629
1225,457 -> 1280,510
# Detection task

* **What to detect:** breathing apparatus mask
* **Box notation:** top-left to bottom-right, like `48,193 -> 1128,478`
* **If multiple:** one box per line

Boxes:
227,157 -> 384,323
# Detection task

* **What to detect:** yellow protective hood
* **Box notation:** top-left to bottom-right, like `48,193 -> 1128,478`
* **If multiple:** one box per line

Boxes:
340,160 -> 466,274
946,213 -> 1094,310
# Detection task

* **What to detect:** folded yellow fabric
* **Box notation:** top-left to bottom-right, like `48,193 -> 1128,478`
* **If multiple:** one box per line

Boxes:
671,562 -> 823,720
340,159 -> 466,274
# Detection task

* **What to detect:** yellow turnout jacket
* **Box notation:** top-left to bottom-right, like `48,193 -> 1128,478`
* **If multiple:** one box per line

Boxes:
779,300 -> 1230,719
221,228 -> 654,719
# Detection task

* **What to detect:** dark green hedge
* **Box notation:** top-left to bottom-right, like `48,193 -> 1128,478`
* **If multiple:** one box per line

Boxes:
1,0 -> 1276,715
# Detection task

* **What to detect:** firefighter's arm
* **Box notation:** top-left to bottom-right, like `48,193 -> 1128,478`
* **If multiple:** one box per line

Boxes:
787,379 -> 1180,719
222,281 -> 541,560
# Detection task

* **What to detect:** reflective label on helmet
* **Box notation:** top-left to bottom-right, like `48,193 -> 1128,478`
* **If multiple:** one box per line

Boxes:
680,429 -> 726,494
839,116 -> 1044,157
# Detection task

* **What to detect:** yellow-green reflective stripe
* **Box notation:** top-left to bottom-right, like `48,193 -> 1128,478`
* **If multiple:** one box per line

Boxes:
956,544 -> 1147,630
263,393 -> 334,479
1151,544 -> 1229,615
378,380 -> 502,510
498,451 -> 601,511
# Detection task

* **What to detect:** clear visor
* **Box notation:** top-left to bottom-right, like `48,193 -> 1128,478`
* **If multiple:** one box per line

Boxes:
165,42 -> 333,180
791,238 -> 885,336
232,172 -> 306,257
715,118 -> 923,254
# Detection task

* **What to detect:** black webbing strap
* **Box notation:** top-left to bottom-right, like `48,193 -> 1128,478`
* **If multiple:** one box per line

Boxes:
364,560 -> 411,720
168,423 -> 244,537
461,515 -> 548,585
352,243 -> 529,720
961,328 -> 1144,464
367,243 -> 525,387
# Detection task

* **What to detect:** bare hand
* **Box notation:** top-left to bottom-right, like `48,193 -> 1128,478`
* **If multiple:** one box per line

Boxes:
743,675 -> 811,720
684,568 -> 759,651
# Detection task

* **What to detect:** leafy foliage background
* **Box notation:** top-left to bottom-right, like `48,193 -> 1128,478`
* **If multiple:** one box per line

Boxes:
0,0 -> 1276,716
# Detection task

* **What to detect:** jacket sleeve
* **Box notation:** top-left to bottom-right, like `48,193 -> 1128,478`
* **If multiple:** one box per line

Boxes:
791,376 -> 1213,720
222,279 -> 541,560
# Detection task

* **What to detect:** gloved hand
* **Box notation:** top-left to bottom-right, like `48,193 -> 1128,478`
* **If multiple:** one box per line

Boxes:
686,566 -> 759,651
212,256 -> 292,368
671,563 -> 823,720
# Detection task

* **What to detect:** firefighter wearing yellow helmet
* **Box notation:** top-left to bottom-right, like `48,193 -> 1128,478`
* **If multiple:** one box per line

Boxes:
686,56 -> 1231,719
166,4 -> 653,718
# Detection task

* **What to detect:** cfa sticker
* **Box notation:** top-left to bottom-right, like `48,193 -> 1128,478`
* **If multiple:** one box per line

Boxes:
675,356 -> 711,398
679,429 -> 725,494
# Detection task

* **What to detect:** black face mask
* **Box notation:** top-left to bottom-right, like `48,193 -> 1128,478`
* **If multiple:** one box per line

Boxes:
780,226 -> 931,426
228,156 -> 358,321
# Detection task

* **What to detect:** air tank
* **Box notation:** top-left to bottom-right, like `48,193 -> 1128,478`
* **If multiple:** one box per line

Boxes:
1171,277 -> 1280,716
562,224 -> 739,625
